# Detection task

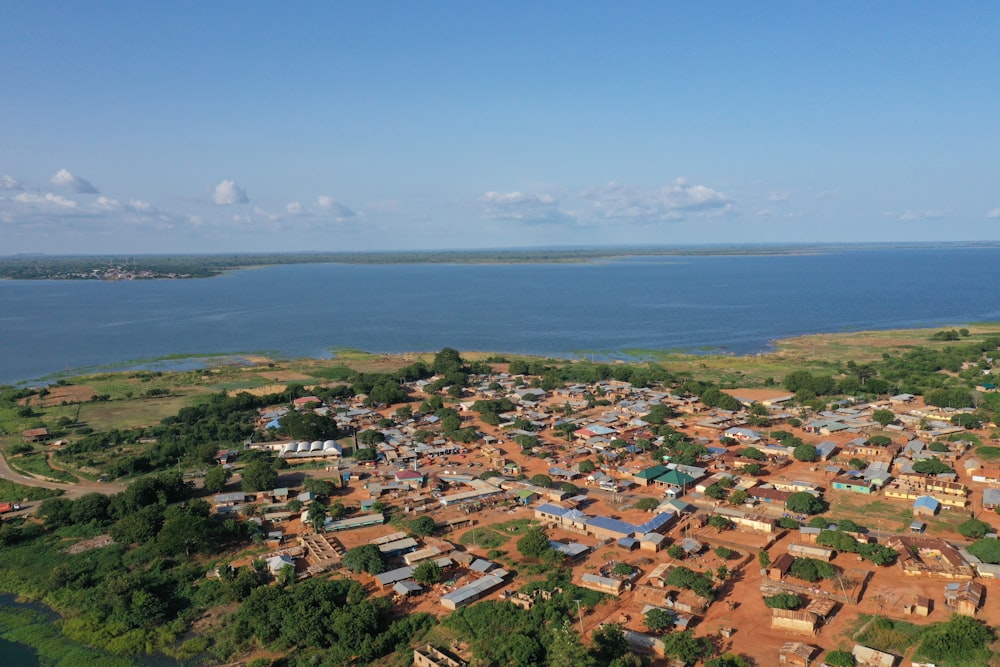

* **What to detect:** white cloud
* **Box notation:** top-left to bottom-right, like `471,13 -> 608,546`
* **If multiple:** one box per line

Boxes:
768,192 -> 790,202
897,210 -> 942,222
317,195 -> 357,220
128,199 -> 153,212
755,208 -> 774,218
212,179 -> 248,205
817,189 -> 839,199
481,191 -> 575,225
50,168 -> 99,194
0,175 -> 23,191
584,178 -> 734,222
286,201 -> 304,215
987,208 -> 1000,219
13,191 -> 78,208
94,196 -> 122,211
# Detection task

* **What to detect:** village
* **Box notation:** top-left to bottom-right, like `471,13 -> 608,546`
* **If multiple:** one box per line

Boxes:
198,363 -> 1000,667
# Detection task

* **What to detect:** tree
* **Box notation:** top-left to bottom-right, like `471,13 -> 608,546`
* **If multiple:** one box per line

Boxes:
958,518 -> 993,539
708,515 -> 733,531
793,443 -> 819,462
548,622 -> 595,667
951,413 -> 982,429
409,516 -> 436,536
705,484 -> 728,500
634,497 -> 660,511
742,463 -> 763,476
590,624 -> 629,665
916,614 -> 993,665
432,347 -> 465,375
661,629 -> 710,664
578,459 -> 596,474
967,538 -> 1000,564
786,492 -> 825,515
789,557 -> 836,583
357,429 -> 385,445
354,447 -> 377,461
824,650 -> 855,667
741,447 -> 765,460
848,457 -> 866,470
412,560 -> 443,585
644,607 -> 673,632
343,544 -> 387,574
612,562 -> 635,577
303,478 -> 336,497
858,543 -> 898,566
530,474 -> 552,488
667,544 -> 685,560
817,530 -> 860,553
307,503 -> 327,532
758,550 -> 771,568
516,526 -> 551,559
706,655 -> 750,667
764,593 -> 803,610
241,460 -> 278,492
715,546 -> 735,559
204,466 -> 232,494
912,458 -> 952,475
872,409 -> 896,428
728,489 -> 749,506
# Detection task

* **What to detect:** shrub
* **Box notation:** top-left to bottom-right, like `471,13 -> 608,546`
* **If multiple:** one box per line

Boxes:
763,593 -> 803,610
957,518 -> 993,540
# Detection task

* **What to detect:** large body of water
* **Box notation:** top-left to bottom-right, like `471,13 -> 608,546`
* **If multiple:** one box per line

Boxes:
2,247 -> 1000,385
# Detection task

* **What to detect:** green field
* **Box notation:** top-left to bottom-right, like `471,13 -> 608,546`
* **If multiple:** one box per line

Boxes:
6,453 -> 76,484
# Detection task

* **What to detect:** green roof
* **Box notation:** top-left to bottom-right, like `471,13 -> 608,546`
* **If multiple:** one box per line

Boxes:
635,464 -> 669,480
655,470 -> 695,486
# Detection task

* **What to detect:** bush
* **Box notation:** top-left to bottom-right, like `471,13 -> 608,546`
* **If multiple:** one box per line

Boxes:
634,497 -> 660,511
967,538 -> 1000,564
764,593 -> 803,609
957,518 -> 993,539
916,614 -> 993,665
714,546 -> 735,560
824,649 -> 855,667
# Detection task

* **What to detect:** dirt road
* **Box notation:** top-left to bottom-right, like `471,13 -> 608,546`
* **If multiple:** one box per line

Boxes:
0,450 -> 126,500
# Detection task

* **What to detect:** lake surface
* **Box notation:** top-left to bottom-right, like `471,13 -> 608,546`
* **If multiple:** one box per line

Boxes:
2,247 -> 1000,385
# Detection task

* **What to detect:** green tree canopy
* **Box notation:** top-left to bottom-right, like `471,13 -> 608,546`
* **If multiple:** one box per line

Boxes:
343,544 -> 387,574
516,526 -> 551,559
241,460 -> 278,492
412,560 -> 443,586
786,492 -> 826,515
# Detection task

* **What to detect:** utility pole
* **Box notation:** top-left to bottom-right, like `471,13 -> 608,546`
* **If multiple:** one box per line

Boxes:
574,599 -> 585,636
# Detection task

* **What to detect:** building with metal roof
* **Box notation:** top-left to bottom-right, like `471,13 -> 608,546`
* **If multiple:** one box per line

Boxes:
440,574 -> 505,610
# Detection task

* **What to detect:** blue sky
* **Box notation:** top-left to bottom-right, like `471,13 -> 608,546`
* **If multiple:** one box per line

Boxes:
2,2 -> 999,253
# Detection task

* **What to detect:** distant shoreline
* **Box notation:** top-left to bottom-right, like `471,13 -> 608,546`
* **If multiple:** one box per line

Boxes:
2,241 -> 999,280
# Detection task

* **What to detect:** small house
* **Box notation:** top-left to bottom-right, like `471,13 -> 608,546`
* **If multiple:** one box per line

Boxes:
778,642 -> 819,667
913,496 -> 940,517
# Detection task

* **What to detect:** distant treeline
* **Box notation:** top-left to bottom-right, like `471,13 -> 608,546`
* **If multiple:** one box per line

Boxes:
4,242 -> 999,279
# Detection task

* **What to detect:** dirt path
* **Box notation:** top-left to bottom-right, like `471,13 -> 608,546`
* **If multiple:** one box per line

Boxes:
0,449 -> 126,499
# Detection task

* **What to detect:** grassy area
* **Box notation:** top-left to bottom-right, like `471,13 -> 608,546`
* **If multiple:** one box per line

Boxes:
76,395 -> 199,431
0,479 -> 62,502
458,527 -> 509,549
5,453 -> 77,483
852,615 -> 924,655
491,518 -> 538,534
828,493 -> 969,535
977,446 -> 1000,461
0,603 -> 139,667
